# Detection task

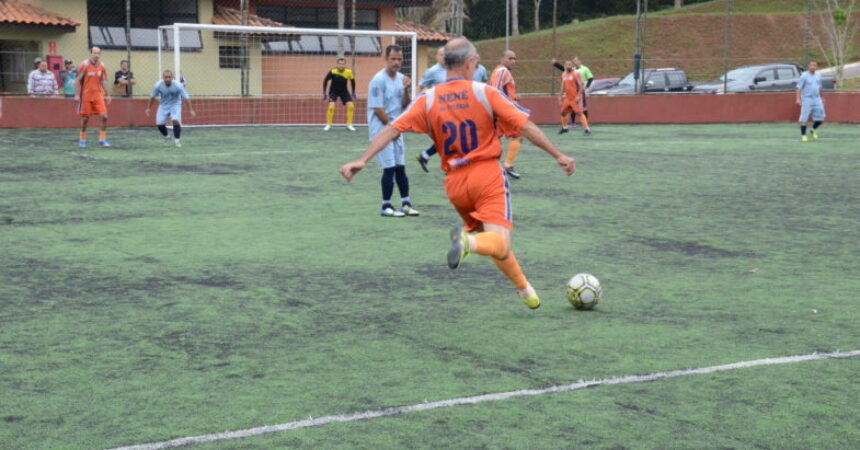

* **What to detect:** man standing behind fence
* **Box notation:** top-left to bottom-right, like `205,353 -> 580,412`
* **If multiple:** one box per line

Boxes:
28,60 -> 58,96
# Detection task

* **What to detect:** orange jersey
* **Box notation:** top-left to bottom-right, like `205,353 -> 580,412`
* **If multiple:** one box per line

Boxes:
561,69 -> 584,101
490,65 -> 516,100
78,59 -> 107,100
392,79 -> 530,173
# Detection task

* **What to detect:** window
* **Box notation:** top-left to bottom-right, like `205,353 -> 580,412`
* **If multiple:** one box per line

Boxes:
219,46 -> 242,69
262,36 -> 381,56
647,73 -> 667,89
776,67 -> 795,80
666,72 -> 686,86
256,6 -> 379,30
87,0 -> 201,50
756,69 -> 776,82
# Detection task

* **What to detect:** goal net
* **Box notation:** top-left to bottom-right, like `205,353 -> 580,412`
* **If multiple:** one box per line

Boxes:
157,23 -> 418,127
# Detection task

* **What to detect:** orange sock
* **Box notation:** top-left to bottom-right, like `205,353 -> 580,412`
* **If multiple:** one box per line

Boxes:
99,130 -> 107,141
79,131 -> 87,141
492,251 -> 528,290
504,140 -> 521,167
578,112 -> 590,130
561,115 -> 569,128
472,231 -> 508,259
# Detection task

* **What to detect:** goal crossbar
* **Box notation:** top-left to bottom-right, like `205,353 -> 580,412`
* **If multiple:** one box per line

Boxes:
157,23 -> 419,100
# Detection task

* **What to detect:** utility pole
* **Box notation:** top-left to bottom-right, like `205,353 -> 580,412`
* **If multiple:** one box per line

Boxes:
722,0 -> 733,95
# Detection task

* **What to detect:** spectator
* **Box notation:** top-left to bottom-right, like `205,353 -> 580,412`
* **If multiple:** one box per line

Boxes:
33,56 -> 43,70
59,59 -> 77,98
113,60 -> 136,97
28,60 -> 58,96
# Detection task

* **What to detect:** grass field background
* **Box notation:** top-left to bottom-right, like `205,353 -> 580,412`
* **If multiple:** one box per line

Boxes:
1,124 -> 859,449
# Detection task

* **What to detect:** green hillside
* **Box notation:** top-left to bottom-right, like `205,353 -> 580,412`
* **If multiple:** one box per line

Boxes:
474,0 -> 860,93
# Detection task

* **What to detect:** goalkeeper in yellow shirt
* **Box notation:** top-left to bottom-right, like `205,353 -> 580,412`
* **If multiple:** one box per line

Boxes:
322,58 -> 357,131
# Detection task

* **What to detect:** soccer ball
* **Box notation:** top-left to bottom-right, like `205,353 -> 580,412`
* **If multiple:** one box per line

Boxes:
566,273 -> 602,310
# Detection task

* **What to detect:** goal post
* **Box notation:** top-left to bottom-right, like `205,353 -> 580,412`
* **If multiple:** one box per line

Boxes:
156,23 -> 418,127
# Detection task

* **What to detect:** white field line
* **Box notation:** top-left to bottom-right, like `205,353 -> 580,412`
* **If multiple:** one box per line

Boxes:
110,349 -> 860,450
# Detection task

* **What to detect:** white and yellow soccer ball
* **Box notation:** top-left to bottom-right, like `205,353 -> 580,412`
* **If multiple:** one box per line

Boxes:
566,273 -> 602,310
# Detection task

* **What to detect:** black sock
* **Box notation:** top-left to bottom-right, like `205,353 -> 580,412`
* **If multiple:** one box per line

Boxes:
173,124 -> 181,139
394,165 -> 409,199
381,167 -> 396,205
800,125 -> 807,135
813,121 -> 822,129
157,125 -> 168,137
425,145 -> 437,157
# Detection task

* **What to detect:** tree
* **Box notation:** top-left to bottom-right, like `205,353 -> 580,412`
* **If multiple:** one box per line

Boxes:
533,0 -> 542,31
813,0 -> 857,86
511,0 -> 520,36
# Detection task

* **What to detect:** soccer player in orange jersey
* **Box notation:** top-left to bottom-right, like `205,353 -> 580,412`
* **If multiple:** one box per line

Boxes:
557,59 -> 591,135
341,38 -> 576,310
490,50 -> 523,179
75,46 -> 111,148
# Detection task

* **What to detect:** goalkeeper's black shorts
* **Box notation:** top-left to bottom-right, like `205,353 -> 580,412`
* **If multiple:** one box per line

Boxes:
329,91 -> 353,104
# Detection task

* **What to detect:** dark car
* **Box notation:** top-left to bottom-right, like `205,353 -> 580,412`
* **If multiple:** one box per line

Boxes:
692,63 -> 837,94
590,68 -> 693,95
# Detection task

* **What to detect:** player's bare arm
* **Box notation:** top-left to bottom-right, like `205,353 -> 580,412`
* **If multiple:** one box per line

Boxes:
373,107 -> 391,125
339,125 -> 402,181
402,76 -> 412,108
144,97 -> 156,116
102,77 -> 112,105
184,98 -> 197,118
519,121 -> 576,175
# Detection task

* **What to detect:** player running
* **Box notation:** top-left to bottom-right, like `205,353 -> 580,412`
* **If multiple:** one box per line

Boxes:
75,46 -> 111,148
490,50 -> 523,179
556,59 -> 591,135
322,57 -> 357,131
145,70 -> 196,147
415,47 -> 490,173
796,61 -> 825,142
341,38 -> 576,309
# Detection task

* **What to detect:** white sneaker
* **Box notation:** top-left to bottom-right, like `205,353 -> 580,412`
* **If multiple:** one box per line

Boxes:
347,125 -> 357,132
401,205 -> 420,216
174,139 -> 182,147
323,125 -> 332,131
163,137 -> 170,145
381,207 -> 406,217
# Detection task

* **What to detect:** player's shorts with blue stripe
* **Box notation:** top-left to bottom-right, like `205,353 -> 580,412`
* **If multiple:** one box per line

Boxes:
369,121 -> 405,169
156,105 -> 182,125
799,97 -> 825,122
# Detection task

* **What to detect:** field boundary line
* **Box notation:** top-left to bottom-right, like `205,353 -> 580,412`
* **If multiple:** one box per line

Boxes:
110,349 -> 860,450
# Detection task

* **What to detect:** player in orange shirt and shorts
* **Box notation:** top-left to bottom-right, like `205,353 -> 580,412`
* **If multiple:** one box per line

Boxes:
341,38 -> 576,310
75,46 -> 112,147
490,50 -> 524,179
558,59 -> 591,135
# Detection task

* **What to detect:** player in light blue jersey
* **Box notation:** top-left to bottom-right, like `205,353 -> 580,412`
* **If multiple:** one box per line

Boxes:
415,46 -> 490,172
368,44 -> 419,217
145,70 -> 196,147
796,61 -> 825,142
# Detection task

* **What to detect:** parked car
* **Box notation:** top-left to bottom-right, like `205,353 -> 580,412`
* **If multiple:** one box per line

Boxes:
586,77 -> 620,94
590,68 -> 693,95
691,63 -> 837,94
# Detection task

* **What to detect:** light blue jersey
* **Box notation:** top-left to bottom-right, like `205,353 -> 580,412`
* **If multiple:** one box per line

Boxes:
367,68 -> 407,168
151,80 -> 190,109
420,63 -> 489,88
419,63 -> 446,88
796,71 -> 825,122
151,80 -> 190,125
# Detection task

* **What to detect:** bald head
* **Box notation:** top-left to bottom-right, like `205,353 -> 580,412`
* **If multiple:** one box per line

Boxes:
444,37 -> 478,70
501,50 -> 517,69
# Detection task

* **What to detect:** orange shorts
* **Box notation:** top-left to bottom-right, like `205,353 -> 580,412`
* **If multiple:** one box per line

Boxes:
77,95 -> 107,117
444,159 -> 512,232
561,101 -> 583,115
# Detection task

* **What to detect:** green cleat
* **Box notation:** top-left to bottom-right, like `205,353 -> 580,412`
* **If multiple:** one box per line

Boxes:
447,226 -> 470,269
812,130 -> 819,140
801,135 -> 809,142
520,293 -> 541,309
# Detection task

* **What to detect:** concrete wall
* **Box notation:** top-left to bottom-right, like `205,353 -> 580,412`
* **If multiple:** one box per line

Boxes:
3,92 -> 859,128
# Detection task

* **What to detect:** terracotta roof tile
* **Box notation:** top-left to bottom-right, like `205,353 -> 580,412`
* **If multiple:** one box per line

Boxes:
213,5 -> 290,29
394,21 -> 452,43
0,0 -> 80,27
